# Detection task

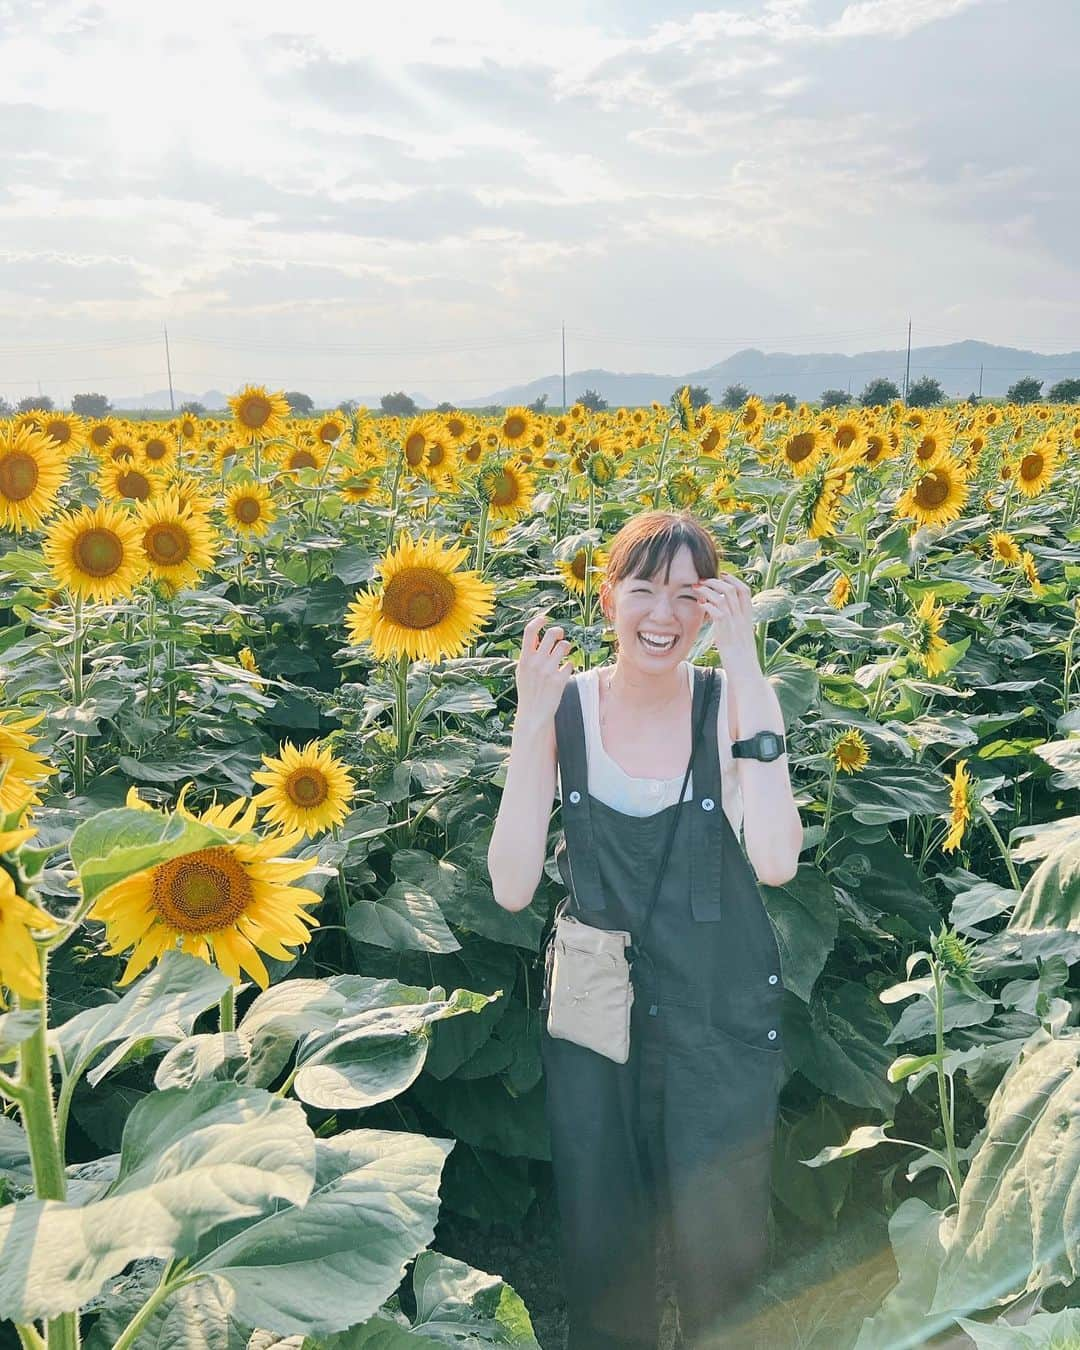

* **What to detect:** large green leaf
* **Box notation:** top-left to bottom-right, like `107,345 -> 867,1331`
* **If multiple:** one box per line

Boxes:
1008,836 -> 1080,934
69,807 -> 235,906
833,764 -> 950,827
346,881 -> 461,953
929,1027 -> 1080,1316
782,982 -> 900,1114
0,1083 -> 315,1322
188,1128 -> 455,1336
53,949 -> 232,1087
759,865 -> 838,1003
853,1198 -> 957,1350
956,1305 -> 1080,1347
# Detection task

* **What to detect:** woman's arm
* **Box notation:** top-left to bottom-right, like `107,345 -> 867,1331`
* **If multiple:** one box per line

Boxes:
725,662 -> 802,888
487,715 -> 558,912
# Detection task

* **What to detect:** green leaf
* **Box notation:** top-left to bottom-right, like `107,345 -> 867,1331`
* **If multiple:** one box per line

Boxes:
188,1128 -> 455,1336
1008,836 -> 1080,935
929,1028 -> 1080,1315
0,1083 -> 315,1322
833,763 -> 951,826
799,1121 -> 900,1168
759,865 -> 838,1004
53,949 -> 233,1087
853,1198 -> 956,1349
346,882 -> 460,953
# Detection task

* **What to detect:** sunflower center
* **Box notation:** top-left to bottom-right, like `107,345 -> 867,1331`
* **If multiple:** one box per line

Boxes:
427,443 -> 447,467
0,452 -> 40,501
504,415 -> 526,440
117,470 -> 152,500
404,432 -> 427,464
786,432 -> 815,462
491,470 -> 516,506
701,427 -> 721,453
1019,452 -> 1043,481
290,448 -> 318,470
914,471 -> 950,507
382,566 -> 455,630
90,426 -> 112,447
239,397 -> 272,429
144,438 -> 168,461
235,495 -> 262,524
145,522 -> 190,566
44,420 -> 72,445
74,527 -> 124,578
571,552 -> 587,580
152,847 -> 252,931
285,768 -> 329,808
448,417 -> 466,438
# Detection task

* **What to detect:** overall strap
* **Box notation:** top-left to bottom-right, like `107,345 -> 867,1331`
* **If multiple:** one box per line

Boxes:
689,664 -> 726,920
553,675 -> 607,912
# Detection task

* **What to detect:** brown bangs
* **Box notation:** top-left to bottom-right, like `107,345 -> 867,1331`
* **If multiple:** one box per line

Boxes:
604,510 -> 720,587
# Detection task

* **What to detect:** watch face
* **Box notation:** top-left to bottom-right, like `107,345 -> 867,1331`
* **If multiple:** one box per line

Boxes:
761,733 -> 781,759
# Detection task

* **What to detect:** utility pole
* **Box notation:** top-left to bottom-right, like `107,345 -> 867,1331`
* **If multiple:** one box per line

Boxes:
561,321 -> 566,413
163,322 -> 175,411
903,318 -> 912,401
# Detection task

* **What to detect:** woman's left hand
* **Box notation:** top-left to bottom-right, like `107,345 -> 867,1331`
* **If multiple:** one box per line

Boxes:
693,575 -> 761,676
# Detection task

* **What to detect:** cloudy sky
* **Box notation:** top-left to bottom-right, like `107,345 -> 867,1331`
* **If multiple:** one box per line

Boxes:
0,0 -> 1074,405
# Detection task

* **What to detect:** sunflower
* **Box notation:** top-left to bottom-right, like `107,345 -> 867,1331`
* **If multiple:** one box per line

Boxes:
1020,550 -> 1046,597
777,426 -> 824,478
0,825 -> 61,1006
0,709 -> 58,814
177,413 -> 200,442
895,457 -> 970,528
225,481 -> 277,536
139,432 -> 175,467
87,790 -> 322,989
0,425 -> 67,530
942,759 -> 974,853
910,592 -> 950,677
43,502 -> 147,603
988,531 -> 1022,566
39,412 -> 85,456
495,406 -> 534,448
477,456 -> 536,521
345,531 -> 497,663
555,544 -> 607,598
279,440 -> 328,474
86,418 -> 119,454
315,415 -> 346,446
401,415 -> 444,470
737,396 -> 765,434
443,411 -> 471,442
237,647 -> 260,676
340,473 -> 385,506
1012,437 -> 1060,498
99,459 -> 162,504
135,492 -> 217,589
251,740 -> 356,839
228,385 -> 291,446
665,470 -> 703,509
830,729 -> 869,775
828,572 -> 852,608
106,438 -> 139,463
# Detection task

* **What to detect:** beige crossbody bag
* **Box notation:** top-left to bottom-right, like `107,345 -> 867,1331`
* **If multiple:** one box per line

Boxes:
541,668 -> 715,1063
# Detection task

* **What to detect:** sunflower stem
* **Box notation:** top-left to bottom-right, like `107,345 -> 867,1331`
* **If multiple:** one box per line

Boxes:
386,453 -> 407,552
70,594 -> 86,796
814,763 -> 837,867
974,800 -> 1021,891
165,601 -> 178,735
109,1267 -> 192,1350
14,1323 -> 45,1350
16,951 -> 80,1350
144,588 -> 158,718
218,985 -> 236,1034
932,959 -> 962,1200
757,483 -> 802,668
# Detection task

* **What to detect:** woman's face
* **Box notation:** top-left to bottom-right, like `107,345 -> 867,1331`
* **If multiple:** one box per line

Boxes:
600,544 -> 709,669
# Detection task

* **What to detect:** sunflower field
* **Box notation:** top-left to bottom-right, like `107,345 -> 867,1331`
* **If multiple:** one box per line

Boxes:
0,386 -> 1077,1349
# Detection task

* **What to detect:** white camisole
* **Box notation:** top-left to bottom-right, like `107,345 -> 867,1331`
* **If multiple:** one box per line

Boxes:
556,661 -> 744,836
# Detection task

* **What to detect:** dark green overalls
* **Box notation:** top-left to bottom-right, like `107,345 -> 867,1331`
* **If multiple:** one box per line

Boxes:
540,663 -> 785,1349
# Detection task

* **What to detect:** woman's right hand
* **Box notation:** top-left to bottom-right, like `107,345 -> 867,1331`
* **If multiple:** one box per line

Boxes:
515,609 -> 574,727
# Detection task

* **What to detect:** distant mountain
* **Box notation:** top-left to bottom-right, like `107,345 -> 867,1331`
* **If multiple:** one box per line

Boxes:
112,388 -> 229,411
100,341 -> 1079,411
464,340 -> 1080,407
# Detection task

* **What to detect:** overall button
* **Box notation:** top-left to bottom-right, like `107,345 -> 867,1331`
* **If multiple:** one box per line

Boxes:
768,974 -> 779,985
767,1029 -> 778,1040
701,797 -> 715,811
568,790 -> 581,803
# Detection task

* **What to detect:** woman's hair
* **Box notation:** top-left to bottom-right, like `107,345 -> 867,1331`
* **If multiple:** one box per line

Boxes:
602,509 -> 721,591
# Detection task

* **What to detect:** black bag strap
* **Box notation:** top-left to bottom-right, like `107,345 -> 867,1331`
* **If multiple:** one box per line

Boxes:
629,665 -> 715,967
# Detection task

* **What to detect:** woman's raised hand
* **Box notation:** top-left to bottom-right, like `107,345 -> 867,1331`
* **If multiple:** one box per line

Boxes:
515,609 -> 575,727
